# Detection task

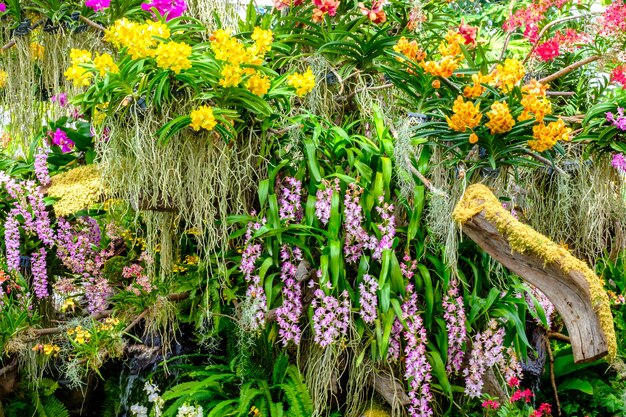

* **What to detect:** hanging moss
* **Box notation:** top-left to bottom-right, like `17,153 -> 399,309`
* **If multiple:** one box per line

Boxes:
453,184 -> 617,360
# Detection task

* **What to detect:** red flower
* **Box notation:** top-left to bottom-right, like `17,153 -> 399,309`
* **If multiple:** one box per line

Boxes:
612,65 -> 626,89
510,388 -> 533,403
535,38 -> 559,61
538,403 -> 552,415
458,19 -> 477,46
481,399 -> 500,410
358,0 -> 386,24
507,376 -> 520,387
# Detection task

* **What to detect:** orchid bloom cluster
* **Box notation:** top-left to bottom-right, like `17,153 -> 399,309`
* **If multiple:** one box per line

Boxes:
464,319 -> 507,398
612,153 -> 626,174
314,178 -> 340,225
34,147 -> 51,186
240,218 -> 268,332
503,0 -> 569,43
0,173 -> 55,273
402,284 -> 433,417
56,217 -> 113,314
343,182 -> 377,263
278,177 -> 304,223
311,284 -> 351,347
358,274 -> 378,324
48,128 -> 75,153
276,245 -> 304,346
525,285 -> 555,329
85,0 -> 187,20
442,281 -> 467,373
534,29 -> 586,62
386,253 -> 418,362
122,263 -> 154,295
372,198 -> 395,261
606,107 -> 626,131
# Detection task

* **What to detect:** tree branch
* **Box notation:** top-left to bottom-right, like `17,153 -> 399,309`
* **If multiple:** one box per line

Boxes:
538,55 -> 601,85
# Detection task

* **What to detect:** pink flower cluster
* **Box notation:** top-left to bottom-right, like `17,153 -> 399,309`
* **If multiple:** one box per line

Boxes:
314,178 -> 340,225
311,288 -> 350,347
48,128 -> 74,153
443,282 -> 466,373
123,264 -> 154,294
312,0 -> 340,23
463,319 -> 505,398
526,286 -> 555,329
56,217 -> 112,314
0,175 -> 55,272
598,0 -> 626,37
358,274 -> 378,324
606,107 -> 626,131
481,399 -> 500,410
34,147 -> 50,186
343,183 -> 375,263
240,219 -> 267,331
273,0 -> 304,11
358,0 -> 386,24
534,29 -> 585,62
372,198 -> 395,261
612,153 -> 626,174
530,403 -> 552,417
141,0 -> 186,21
503,0 -> 569,42
85,0 -> 110,12
611,65 -> 626,89
402,284 -> 433,417
278,177 -> 303,224
31,248 -> 48,299
276,246 -> 303,345
510,388 -> 533,403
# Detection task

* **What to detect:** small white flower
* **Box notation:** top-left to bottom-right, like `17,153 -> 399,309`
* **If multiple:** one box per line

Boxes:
130,404 -> 148,417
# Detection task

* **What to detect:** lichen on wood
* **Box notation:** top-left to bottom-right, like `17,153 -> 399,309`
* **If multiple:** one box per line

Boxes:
453,184 -> 617,361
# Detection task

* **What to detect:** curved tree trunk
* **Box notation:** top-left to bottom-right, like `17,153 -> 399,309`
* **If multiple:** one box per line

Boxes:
454,184 -> 616,364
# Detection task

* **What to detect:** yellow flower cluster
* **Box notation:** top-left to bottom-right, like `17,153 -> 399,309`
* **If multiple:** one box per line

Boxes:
420,31 -> 464,78
250,27 -> 273,57
528,118 -> 571,152
446,96 -> 482,132
184,255 -> 199,265
47,164 -> 103,217
246,72 -> 271,96
220,64 -> 243,88
485,101 -> 515,134
93,53 -> 120,77
97,317 -> 121,332
155,41 -> 193,74
64,49 -> 93,87
30,42 -> 45,61
104,19 -> 170,60
0,70 -> 7,88
287,67 -> 316,96
463,72 -> 494,98
61,298 -> 76,312
33,343 -> 61,356
120,229 -> 148,250
518,80 -> 551,123
210,27 -> 273,90
393,37 -> 425,62
492,58 -> 525,92
190,105 -> 217,131
67,325 -> 91,344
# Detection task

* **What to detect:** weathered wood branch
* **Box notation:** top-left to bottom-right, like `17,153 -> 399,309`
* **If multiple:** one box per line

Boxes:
539,55 -> 600,85
455,186 -> 612,363
370,372 -> 411,408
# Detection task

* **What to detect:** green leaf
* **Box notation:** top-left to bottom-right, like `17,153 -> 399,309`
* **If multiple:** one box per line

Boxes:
559,378 -> 594,395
